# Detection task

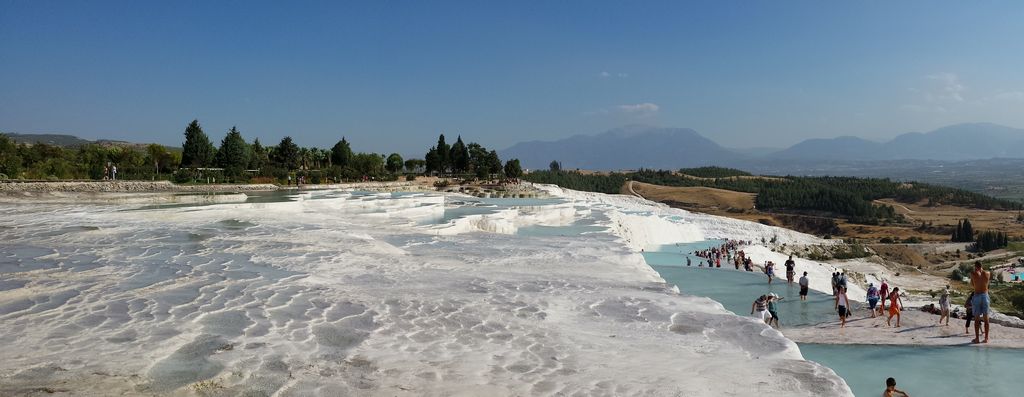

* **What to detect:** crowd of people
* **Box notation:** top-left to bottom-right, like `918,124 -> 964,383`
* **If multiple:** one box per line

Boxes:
686,242 -> 994,347
681,241 -> 1002,396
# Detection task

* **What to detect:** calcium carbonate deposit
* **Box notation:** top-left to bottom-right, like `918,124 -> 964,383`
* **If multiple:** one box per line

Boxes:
0,187 -> 852,396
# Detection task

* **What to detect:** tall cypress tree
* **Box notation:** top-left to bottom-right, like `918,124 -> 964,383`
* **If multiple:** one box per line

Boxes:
435,134 -> 450,173
181,119 -> 215,168
962,219 -> 974,242
450,135 -> 469,173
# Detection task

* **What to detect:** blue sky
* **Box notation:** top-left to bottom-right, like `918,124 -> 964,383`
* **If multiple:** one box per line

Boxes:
2,0 -> 1023,157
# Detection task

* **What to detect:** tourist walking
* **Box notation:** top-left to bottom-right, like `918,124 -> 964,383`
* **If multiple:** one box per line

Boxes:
866,283 -> 880,318
835,286 -> 850,328
831,272 -> 839,296
970,261 -> 991,343
938,285 -> 951,326
879,280 -> 890,313
887,287 -> 904,327
883,377 -> 910,397
765,261 -> 775,284
798,272 -> 809,301
785,255 -> 796,285
767,293 -> 783,328
111,164 -> 117,180
751,295 -> 770,324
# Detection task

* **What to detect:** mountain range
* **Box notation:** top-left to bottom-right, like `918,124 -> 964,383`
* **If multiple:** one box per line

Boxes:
500,123 -> 1024,170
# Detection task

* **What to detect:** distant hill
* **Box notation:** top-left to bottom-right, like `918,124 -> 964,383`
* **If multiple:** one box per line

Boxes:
6,133 -> 94,147
774,123 -> 1024,161
500,125 -> 743,170
3,132 -> 178,151
501,122 -> 1024,171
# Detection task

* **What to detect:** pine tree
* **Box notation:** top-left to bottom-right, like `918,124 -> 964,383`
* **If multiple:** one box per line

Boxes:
215,126 -> 250,179
331,137 -> 353,168
435,134 -> 450,173
272,136 -> 300,171
962,219 -> 974,242
953,220 -> 963,242
449,135 -> 468,173
504,159 -> 522,179
424,148 -> 439,174
181,120 -> 215,168
249,138 -> 268,171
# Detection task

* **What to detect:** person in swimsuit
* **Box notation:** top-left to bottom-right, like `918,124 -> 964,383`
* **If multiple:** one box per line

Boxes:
938,285 -> 951,326
765,262 -> 775,284
835,286 -> 850,328
887,287 -> 904,327
883,377 -> 910,397
866,283 -> 880,318
970,261 -> 991,343
751,295 -> 770,324
798,272 -> 809,301
785,255 -> 796,285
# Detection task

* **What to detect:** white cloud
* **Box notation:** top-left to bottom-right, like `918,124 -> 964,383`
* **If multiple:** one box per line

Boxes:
584,102 -> 660,117
983,91 -> 1024,102
924,72 -> 965,102
598,71 -> 628,79
617,102 -> 659,114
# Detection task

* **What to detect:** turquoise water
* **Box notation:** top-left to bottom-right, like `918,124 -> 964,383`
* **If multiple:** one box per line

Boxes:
652,265 -> 843,327
800,343 -> 1018,397
644,240 -> 851,327
645,241 -> 1020,397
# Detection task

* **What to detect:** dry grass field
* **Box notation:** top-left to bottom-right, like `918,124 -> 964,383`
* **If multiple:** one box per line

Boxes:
628,181 -> 1024,242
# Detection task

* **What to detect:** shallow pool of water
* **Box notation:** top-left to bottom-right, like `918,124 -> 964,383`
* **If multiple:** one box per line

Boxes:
800,343 -> 1017,397
644,240 -> 1020,397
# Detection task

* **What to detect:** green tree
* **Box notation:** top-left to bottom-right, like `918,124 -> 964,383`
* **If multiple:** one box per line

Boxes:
435,134 -> 450,173
272,136 -> 300,171
351,152 -> 385,176
181,119 -> 215,168
249,138 -> 268,171
0,134 -> 23,178
331,138 -> 353,168
504,158 -> 523,179
487,150 -> 503,176
424,148 -> 439,174
386,153 -> 404,174
215,126 -> 251,179
549,160 -> 562,172
450,135 -> 469,173
404,158 -> 425,173
145,144 -> 172,177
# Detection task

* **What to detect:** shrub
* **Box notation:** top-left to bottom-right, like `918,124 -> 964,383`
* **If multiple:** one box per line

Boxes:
405,174 -> 416,181
880,237 -> 895,244
949,263 -> 973,280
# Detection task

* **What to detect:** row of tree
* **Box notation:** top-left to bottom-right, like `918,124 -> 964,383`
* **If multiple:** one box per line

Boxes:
971,230 -> 1009,252
2,120 -> 528,184
423,134 -> 516,179
951,219 -> 975,242
0,133 -> 179,180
